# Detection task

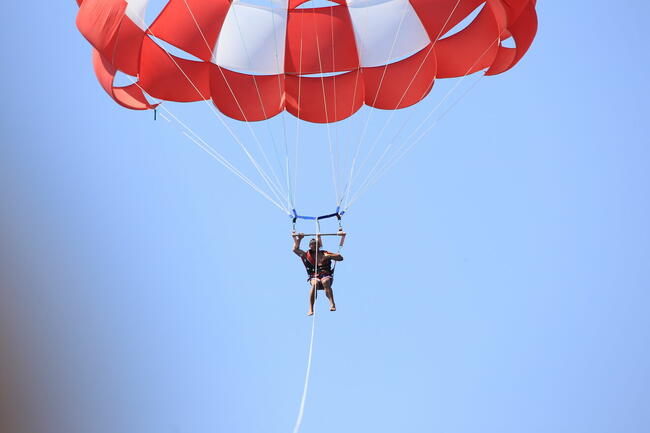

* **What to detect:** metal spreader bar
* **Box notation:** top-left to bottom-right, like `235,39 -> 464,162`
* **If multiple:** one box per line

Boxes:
296,232 -> 346,237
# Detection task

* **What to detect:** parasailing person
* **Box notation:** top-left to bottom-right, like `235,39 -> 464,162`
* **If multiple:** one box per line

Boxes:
292,232 -> 343,316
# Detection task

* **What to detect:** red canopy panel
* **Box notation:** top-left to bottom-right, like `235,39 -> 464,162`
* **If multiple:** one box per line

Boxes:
434,0 -> 507,78
92,49 -> 155,111
286,71 -> 365,123
148,0 -> 231,63
78,0 -> 146,76
486,0 -> 538,75
139,37 -> 211,102
210,66 -> 285,122
285,5 -> 360,75
363,44 -> 437,110
76,0 -> 539,124
76,0 -> 126,51
409,0 -> 486,42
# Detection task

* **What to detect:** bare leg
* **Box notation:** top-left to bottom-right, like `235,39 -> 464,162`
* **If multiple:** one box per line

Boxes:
308,279 -> 318,316
322,277 -> 336,311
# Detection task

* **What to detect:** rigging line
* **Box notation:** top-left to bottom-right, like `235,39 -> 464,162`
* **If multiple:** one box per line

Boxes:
338,0 -> 410,207
181,0 -> 288,201
330,6 -> 342,206
156,107 -> 288,212
158,104 -> 290,213
375,33 -> 505,176
230,4 -> 288,198
346,74 -> 485,210
292,217 -> 321,433
342,0 -> 464,207
269,6 -> 294,211
178,0 -> 289,205
337,63 -> 362,208
292,296 -> 316,433
312,7 -> 340,205
293,11 -> 306,211
345,30 -> 505,210
341,0 -> 464,208
180,131 -> 290,213
346,69 -> 488,210
144,46 -> 289,211
391,73 -> 486,170
125,76 -> 290,214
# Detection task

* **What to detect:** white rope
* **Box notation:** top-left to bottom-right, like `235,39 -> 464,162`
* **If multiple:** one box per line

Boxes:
229,4 -> 288,197
330,6 -> 342,208
269,7 -> 294,211
340,0 -> 464,208
345,71 -> 487,210
292,11 -> 306,211
292,217 -> 322,433
292,309 -> 316,433
123,73 -> 290,213
156,106 -> 290,214
311,7 -> 340,205
339,0 -> 411,207
345,28 -> 505,210
177,0 -> 290,206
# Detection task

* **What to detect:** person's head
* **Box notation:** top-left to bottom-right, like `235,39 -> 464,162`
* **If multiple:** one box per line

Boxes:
309,238 -> 322,252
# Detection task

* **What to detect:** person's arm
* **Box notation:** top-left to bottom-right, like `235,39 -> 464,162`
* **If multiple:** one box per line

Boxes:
292,233 -> 306,257
324,251 -> 344,261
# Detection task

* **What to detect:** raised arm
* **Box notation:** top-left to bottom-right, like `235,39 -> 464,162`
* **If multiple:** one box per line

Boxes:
325,251 -> 344,261
292,232 -> 306,257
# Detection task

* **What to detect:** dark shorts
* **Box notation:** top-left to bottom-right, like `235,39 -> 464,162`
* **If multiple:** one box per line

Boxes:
309,275 -> 333,290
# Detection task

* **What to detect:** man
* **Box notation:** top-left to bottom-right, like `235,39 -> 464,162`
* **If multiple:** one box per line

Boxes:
292,233 -> 343,316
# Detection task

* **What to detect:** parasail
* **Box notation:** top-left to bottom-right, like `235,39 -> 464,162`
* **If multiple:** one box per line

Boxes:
75,0 -> 538,220
75,3 -> 538,430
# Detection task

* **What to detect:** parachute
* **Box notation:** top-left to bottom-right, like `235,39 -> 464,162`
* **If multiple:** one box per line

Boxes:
75,4 -> 538,430
75,0 -> 538,219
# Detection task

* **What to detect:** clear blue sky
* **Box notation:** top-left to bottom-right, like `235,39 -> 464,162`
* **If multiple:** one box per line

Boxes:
1,2 -> 649,433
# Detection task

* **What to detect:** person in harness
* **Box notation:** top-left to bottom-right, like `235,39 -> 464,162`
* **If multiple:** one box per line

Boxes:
292,233 -> 343,316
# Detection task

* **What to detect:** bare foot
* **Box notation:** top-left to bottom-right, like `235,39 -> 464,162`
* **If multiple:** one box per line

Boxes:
330,306 -> 336,312
307,311 -> 314,316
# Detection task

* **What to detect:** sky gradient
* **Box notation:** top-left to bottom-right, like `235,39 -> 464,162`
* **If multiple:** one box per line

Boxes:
1,2 -> 649,433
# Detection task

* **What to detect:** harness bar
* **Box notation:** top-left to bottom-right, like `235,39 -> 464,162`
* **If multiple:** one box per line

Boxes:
295,233 -> 346,237
292,207 -> 345,223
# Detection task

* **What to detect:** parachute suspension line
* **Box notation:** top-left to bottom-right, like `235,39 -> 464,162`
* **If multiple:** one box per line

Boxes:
178,0 -> 290,208
337,48 -> 363,209
374,73 -> 486,186
365,31 -> 504,188
338,0 -> 411,208
143,48 -> 289,213
345,73 -> 486,210
312,7 -> 340,206
269,7 -> 294,212
125,72 -> 290,215
230,5 -> 288,198
345,32 -> 505,210
293,11 -> 306,212
330,6 -> 343,207
152,102 -> 290,214
342,0 -> 464,209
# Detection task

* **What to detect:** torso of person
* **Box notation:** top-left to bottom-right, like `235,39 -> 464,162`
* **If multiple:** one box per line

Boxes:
301,249 -> 333,277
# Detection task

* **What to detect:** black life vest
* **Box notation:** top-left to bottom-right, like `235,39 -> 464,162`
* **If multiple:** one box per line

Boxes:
301,250 -> 334,277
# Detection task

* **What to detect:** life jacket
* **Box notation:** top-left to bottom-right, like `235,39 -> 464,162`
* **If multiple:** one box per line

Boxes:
301,250 -> 334,278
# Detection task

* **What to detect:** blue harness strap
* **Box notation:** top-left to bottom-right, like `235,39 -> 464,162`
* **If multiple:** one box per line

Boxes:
292,207 -> 345,223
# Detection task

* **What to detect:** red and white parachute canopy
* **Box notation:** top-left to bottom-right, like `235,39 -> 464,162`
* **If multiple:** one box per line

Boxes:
76,0 -> 538,123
